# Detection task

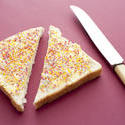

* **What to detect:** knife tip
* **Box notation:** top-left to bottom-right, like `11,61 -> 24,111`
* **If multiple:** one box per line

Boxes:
69,5 -> 75,10
70,5 -> 80,12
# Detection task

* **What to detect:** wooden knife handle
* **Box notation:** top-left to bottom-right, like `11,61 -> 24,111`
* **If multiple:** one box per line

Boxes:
114,64 -> 125,85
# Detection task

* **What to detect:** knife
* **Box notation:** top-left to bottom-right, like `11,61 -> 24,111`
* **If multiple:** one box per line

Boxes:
70,5 -> 125,84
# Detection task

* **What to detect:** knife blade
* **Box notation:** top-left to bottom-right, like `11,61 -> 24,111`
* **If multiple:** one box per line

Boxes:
70,5 -> 125,84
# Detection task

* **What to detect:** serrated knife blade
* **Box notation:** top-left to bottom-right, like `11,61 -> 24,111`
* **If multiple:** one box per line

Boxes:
70,5 -> 125,84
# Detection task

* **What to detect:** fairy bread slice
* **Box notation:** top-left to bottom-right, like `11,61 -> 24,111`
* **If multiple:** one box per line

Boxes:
34,26 -> 102,109
0,27 -> 44,112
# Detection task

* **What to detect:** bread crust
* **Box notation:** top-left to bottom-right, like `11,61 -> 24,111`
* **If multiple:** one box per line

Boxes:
0,85 -> 24,112
34,67 -> 102,109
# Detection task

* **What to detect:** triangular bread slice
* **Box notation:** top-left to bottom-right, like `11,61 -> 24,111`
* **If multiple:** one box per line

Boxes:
34,26 -> 102,109
0,27 -> 44,112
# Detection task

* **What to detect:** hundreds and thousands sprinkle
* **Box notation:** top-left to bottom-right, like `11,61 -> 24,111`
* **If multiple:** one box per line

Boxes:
0,28 -> 41,95
40,28 -> 91,92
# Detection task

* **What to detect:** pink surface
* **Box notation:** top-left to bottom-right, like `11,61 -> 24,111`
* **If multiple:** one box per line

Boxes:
0,0 -> 125,125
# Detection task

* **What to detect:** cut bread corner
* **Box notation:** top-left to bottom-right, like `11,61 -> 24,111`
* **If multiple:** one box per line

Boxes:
0,84 -> 24,112
33,26 -> 102,110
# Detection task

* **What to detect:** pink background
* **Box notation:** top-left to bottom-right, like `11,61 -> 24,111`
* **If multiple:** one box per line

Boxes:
0,0 -> 125,125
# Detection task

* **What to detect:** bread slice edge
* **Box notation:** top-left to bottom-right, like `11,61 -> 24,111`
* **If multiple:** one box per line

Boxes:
34,63 -> 102,110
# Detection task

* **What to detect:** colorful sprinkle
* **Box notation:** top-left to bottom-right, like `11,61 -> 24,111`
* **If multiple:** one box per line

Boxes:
0,28 -> 41,95
40,27 -> 91,92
